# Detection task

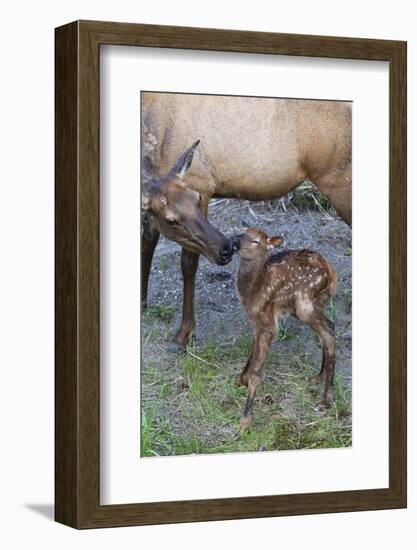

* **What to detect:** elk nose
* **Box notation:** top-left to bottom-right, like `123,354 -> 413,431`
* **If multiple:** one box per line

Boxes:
230,236 -> 241,252
219,239 -> 234,262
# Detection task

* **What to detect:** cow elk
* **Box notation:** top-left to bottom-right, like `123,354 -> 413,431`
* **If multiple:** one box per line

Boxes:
142,93 -> 351,348
232,227 -> 337,431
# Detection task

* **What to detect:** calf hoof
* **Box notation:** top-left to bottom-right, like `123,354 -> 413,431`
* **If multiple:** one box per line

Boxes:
240,414 -> 253,432
313,400 -> 332,413
141,299 -> 148,310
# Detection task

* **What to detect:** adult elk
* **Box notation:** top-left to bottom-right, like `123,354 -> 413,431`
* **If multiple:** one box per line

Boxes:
142,93 -> 351,348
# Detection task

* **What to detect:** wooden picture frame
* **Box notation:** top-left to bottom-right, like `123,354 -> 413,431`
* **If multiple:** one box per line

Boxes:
55,20 -> 407,528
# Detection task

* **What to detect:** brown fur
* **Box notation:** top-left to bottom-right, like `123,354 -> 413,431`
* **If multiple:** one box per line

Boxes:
234,227 -> 337,430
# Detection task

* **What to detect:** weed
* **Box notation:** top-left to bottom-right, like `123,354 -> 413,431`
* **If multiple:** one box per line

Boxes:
145,304 -> 175,321
327,297 -> 337,323
286,181 -> 334,215
344,287 -> 352,308
277,324 -> 291,342
159,256 -> 168,272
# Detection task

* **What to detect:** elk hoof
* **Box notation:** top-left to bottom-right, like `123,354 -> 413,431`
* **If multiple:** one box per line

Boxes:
167,342 -> 186,354
174,331 -> 195,348
141,299 -> 148,310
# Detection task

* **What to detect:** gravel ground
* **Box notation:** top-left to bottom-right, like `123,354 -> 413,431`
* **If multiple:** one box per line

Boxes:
143,197 -> 352,385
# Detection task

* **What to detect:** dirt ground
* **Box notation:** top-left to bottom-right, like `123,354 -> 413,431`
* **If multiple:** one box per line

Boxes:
141,192 -> 352,457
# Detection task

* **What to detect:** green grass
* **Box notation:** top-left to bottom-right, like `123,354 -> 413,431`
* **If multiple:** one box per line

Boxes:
145,304 -> 175,321
158,256 -> 168,272
344,287 -> 352,309
327,297 -> 337,323
140,333 -> 352,457
288,181 -> 334,214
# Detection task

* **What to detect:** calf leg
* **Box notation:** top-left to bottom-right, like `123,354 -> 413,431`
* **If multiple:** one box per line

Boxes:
308,311 -> 336,411
309,348 -> 326,383
238,346 -> 254,387
240,329 -> 274,430
174,248 -> 199,347
141,221 -> 160,309
309,317 -> 335,382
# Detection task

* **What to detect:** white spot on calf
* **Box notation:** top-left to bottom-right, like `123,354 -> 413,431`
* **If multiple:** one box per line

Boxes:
296,298 -> 314,320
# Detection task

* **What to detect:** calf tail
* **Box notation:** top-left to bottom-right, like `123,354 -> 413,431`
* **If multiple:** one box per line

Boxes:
325,260 -> 337,297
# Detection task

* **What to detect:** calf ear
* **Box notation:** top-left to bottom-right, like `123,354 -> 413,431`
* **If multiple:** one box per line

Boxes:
267,236 -> 284,249
170,140 -> 200,180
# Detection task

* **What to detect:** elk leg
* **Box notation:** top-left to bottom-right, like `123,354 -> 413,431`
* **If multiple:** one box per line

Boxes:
240,330 -> 274,430
141,221 -> 160,309
313,165 -> 352,226
174,248 -> 199,347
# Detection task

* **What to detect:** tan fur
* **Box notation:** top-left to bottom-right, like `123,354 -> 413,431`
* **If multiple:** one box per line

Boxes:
143,93 -> 352,223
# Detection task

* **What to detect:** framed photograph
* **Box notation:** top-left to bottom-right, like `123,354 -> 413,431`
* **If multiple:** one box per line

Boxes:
55,20 -> 406,528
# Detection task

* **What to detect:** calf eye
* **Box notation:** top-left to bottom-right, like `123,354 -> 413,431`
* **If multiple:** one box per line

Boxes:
251,240 -> 260,244
167,219 -> 177,226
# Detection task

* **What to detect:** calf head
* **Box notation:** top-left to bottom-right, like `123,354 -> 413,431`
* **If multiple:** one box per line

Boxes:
232,227 -> 283,261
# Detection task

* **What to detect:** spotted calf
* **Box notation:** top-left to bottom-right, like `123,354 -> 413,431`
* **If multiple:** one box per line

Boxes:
232,227 -> 337,430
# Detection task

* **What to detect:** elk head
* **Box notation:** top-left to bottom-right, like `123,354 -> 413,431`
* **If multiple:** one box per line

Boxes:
142,141 -> 233,265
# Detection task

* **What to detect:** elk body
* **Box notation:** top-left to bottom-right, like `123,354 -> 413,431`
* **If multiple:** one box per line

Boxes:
232,227 -> 337,430
142,93 -> 350,347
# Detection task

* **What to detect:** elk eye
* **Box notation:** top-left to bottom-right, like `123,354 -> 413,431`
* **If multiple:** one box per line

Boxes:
251,240 -> 260,244
167,219 -> 177,226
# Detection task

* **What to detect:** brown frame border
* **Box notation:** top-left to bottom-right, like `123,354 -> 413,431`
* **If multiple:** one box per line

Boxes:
55,20 -> 407,529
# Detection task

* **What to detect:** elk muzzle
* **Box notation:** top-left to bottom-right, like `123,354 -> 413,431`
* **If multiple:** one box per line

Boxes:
219,239 -> 234,263
231,234 -> 244,252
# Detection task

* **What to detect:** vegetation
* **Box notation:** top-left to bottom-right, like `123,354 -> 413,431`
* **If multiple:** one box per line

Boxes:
144,304 -> 176,322
141,331 -> 351,457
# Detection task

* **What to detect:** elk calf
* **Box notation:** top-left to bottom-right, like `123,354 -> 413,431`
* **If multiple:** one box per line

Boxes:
232,227 -> 337,430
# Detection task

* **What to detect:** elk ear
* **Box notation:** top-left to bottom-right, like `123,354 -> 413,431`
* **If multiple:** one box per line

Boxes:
170,140 -> 200,180
142,190 -> 151,211
267,236 -> 284,250
141,155 -> 156,211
